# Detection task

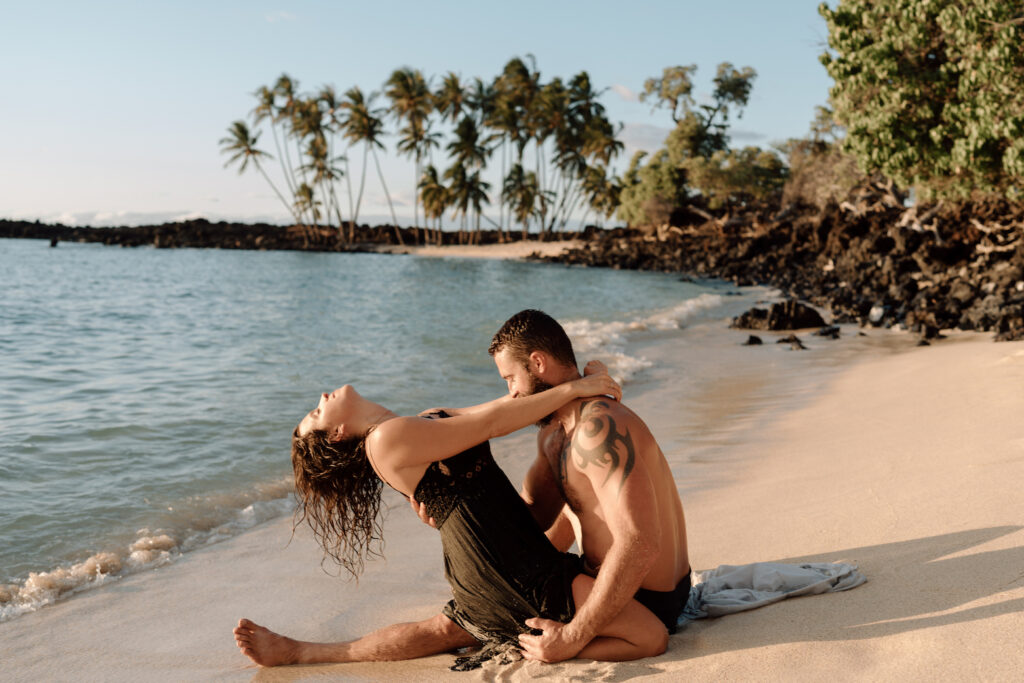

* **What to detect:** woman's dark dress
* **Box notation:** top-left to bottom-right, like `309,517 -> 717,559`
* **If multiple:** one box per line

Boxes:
412,416 -> 581,668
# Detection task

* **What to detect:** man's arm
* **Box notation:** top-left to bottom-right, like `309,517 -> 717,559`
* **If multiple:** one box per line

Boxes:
518,401 -> 661,662
520,433 -> 567,529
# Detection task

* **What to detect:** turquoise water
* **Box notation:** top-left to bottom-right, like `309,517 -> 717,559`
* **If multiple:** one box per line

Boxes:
0,238 -> 740,619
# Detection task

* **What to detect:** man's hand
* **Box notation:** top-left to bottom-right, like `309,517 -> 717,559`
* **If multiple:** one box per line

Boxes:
409,496 -> 437,528
517,618 -> 589,663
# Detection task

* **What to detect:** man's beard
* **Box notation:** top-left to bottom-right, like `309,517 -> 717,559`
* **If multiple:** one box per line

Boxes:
523,369 -> 556,426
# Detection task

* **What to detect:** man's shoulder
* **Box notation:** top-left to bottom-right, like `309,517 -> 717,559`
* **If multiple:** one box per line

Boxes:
575,397 -> 644,431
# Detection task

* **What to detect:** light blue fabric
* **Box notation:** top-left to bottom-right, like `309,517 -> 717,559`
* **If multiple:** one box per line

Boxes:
680,561 -> 867,625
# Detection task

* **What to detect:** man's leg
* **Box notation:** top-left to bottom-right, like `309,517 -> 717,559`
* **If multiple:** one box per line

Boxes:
570,574 -> 669,661
233,613 -> 478,667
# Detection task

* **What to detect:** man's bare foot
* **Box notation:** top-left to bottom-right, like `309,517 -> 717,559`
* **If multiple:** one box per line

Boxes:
234,618 -> 301,667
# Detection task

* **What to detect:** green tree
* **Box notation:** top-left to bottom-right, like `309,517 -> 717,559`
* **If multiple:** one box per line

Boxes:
683,147 -> 787,212
640,65 -> 697,123
820,0 -> 1024,199
622,61 -> 759,226
779,106 -> 866,209
434,72 -> 466,124
616,150 -> 688,227
219,121 -> 299,225
502,163 -> 548,240
386,67 -> 435,231
418,164 -> 449,244
341,87 -> 403,244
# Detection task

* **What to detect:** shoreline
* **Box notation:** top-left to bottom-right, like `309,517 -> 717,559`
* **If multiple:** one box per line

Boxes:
375,239 -> 582,260
4,319 -> 1020,680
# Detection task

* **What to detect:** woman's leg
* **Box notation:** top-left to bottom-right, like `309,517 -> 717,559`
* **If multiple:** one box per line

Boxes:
570,574 -> 670,661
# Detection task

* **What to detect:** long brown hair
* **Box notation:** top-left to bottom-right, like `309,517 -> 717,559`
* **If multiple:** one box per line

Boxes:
291,426 -> 383,579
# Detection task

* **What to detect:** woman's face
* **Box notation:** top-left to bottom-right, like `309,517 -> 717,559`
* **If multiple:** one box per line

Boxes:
298,385 -> 357,438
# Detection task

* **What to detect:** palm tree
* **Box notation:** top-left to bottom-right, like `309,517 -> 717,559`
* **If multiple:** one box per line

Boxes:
502,163 -> 548,240
293,182 -> 322,235
579,164 -> 620,228
447,116 -> 490,171
396,118 -> 440,242
492,57 -> 539,240
530,77 -> 569,233
219,121 -> 298,225
250,84 -> 297,201
386,67 -> 435,235
418,164 -> 448,245
299,133 -> 345,237
274,74 -> 307,191
434,72 -> 466,125
466,77 -> 496,125
316,85 -> 350,239
291,96 -> 333,229
466,170 -> 491,243
341,87 -> 403,244
443,162 -> 471,243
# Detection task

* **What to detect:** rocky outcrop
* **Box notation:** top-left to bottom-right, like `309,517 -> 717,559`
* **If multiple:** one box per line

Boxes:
539,195 -> 1024,341
0,219 -> 580,251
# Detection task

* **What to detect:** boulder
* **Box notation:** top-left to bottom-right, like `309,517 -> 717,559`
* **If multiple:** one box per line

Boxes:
731,299 -> 826,331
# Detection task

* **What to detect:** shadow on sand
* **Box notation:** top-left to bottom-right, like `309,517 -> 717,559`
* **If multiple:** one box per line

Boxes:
675,525 -> 1024,658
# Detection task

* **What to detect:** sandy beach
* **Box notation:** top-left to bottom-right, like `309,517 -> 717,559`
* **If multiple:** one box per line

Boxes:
375,239 -> 583,260
3,321 -> 1022,681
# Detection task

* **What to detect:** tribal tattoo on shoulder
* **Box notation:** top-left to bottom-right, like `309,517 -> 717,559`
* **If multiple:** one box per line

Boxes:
560,399 -> 636,492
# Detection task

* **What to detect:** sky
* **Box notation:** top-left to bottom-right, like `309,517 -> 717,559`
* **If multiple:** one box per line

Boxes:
1,0 -> 836,227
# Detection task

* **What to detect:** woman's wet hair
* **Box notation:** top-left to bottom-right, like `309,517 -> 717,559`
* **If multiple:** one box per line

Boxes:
291,425 -> 383,579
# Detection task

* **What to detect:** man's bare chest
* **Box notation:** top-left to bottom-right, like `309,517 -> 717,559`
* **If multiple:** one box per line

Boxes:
541,427 -> 588,513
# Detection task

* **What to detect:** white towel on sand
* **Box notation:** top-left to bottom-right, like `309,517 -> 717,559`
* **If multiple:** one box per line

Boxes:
680,561 -> 866,624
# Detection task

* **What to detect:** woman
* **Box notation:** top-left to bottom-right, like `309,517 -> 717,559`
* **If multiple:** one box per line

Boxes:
285,373 -> 668,667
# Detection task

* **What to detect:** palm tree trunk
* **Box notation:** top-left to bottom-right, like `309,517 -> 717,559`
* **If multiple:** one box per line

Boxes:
344,150 -> 356,242
279,123 -> 300,197
371,146 -> 403,245
254,160 -> 300,226
354,144 -> 368,227
269,122 -> 297,198
413,159 -> 421,244
499,140 -> 507,242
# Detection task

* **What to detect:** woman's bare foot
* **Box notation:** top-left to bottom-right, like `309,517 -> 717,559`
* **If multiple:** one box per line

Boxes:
233,618 -> 301,667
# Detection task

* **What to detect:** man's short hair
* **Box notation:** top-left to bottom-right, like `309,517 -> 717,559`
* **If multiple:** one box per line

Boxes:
489,309 -> 578,370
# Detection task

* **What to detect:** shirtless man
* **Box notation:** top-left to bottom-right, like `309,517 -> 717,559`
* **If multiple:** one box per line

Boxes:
234,310 -> 689,666
489,309 -> 690,662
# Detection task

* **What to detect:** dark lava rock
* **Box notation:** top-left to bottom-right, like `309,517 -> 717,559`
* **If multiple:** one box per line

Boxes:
776,334 -> 807,350
814,325 -> 841,339
732,299 -> 826,331
743,335 -> 763,346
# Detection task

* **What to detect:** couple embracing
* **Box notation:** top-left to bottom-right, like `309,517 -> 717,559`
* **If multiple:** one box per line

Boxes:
234,309 -> 691,669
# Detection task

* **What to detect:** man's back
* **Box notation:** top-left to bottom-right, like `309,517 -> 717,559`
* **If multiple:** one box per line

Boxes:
540,396 -> 689,592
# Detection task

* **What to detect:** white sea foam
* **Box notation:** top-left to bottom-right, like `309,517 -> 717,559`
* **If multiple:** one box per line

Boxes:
563,293 -> 725,382
0,495 -> 294,623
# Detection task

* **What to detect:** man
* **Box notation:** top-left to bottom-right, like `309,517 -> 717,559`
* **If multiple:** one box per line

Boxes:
234,310 -> 689,666
489,309 -> 690,662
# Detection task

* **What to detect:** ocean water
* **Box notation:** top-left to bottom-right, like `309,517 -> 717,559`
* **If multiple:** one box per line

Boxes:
0,238 -> 756,621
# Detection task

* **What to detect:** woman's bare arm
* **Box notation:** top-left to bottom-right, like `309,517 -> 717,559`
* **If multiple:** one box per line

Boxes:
370,373 -> 620,471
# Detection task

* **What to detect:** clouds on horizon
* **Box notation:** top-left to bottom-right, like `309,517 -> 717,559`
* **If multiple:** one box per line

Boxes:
611,84 -> 639,102
619,122 -> 671,154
